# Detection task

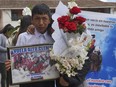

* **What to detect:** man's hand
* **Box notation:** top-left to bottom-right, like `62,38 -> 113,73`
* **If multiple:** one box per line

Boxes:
5,60 -> 11,71
27,24 -> 35,34
59,77 -> 69,87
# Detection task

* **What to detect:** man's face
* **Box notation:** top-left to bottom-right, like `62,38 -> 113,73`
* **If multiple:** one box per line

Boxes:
32,14 -> 50,34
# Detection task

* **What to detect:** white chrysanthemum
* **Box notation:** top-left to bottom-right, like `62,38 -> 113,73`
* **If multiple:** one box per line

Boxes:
22,7 -> 31,16
68,1 -> 78,9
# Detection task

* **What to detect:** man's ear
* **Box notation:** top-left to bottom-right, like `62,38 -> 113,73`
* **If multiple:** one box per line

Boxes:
48,18 -> 51,24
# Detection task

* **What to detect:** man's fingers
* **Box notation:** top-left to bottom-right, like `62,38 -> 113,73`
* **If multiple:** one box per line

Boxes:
5,60 -> 11,71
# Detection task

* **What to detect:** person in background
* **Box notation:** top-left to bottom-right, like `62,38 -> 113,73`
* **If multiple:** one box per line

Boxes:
8,25 -> 20,46
5,15 -> 34,72
0,24 -> 14,87
5,15 -> 33,87
12,15 -> 32,46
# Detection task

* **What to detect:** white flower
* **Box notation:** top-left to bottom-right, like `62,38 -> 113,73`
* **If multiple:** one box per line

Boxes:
68,1 -> 78,9
17,19 -> 21,24
55,63 -> 60,70
22,7 -> 31,16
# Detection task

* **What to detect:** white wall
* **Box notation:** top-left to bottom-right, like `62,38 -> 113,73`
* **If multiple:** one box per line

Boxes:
110,8 -> 116,14
2,9 -> 19,28
114,8 -> 116,14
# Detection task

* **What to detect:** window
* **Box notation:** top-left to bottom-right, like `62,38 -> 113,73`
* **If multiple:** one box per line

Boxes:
11,9 -> 22,21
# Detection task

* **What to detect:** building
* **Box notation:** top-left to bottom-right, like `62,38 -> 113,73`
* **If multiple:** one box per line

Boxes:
0,0 -> 116,29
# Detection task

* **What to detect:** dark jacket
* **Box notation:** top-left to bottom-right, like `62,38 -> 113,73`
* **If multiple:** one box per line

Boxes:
56,59 -> 91,87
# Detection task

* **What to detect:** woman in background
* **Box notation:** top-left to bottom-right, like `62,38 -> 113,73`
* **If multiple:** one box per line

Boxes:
0,24 -> 14,87
12,15 -> 32,46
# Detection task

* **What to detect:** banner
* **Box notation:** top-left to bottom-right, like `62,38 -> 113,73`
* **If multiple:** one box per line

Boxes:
81,11 -> 116,87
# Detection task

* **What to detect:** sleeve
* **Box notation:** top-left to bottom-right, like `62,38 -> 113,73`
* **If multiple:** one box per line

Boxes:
62,59 -> 91,87
0,46 -> 7,52
0,35 -> 7,52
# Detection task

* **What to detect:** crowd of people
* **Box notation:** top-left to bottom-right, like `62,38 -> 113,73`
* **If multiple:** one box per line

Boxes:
0,3 -> 102,87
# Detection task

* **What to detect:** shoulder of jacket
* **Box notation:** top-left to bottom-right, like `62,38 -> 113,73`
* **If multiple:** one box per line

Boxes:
19,32 -> 33,38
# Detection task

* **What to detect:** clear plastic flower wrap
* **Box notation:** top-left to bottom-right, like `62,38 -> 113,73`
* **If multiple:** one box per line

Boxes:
50,0 -> 94,77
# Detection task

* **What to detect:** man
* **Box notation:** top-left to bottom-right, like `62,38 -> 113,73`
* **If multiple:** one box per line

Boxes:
16,4 -> 53,46
16,3 -> 55,87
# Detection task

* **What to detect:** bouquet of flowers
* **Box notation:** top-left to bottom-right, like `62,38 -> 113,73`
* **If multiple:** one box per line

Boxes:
51,0 -> 94,77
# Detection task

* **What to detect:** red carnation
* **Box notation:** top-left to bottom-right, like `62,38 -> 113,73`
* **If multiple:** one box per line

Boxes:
64,21 -> 77,31
69,6 -> 81,14
57,15 -> 70,28
74,16 -> 86,24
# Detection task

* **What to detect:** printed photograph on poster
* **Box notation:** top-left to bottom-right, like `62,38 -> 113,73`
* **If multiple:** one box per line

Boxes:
81,11 -> 116,87
7,44 -> 59,85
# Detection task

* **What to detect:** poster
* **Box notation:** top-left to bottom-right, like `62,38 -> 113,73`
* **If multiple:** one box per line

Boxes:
7,44 -> 59,85
81,11 -> 116,87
